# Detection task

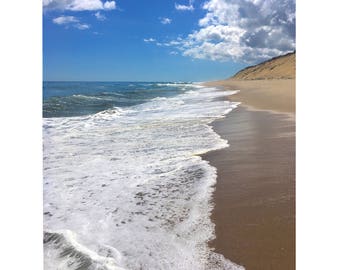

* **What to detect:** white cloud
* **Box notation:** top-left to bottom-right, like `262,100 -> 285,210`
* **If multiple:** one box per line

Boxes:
75,23 -> 90,30
144,38 -> 156,43
175,0 -> 194,11
43,0 -> 117,11
157,40 -> 182,47
94,11 -> 106,21
43,0 -> 54,5
52,15 -> 90,30
168,0 -> 295,63
52,15 -> 79,24
160,17 -> 172,25
66,0 -> 103,11
103,1 -> 116,10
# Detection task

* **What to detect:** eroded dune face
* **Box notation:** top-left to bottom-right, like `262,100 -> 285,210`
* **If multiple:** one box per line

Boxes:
232,52 -> 295,80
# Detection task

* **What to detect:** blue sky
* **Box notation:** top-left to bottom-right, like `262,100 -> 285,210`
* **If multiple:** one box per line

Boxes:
43,0 -> 295,82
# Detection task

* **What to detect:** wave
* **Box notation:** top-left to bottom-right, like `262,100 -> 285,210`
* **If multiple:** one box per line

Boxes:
155,82 -> 204,89
44,230 -> 125,270
43,93 -> 144,118
72,94 -> 112,100
43,86 -> 244,270
43,82 -> 207,118
66,93 -> 141,103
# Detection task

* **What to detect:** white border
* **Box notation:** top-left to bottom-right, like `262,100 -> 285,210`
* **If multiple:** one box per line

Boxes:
297,0 -> 340,269
1,1 -> 340,269
0,1 -> 43,269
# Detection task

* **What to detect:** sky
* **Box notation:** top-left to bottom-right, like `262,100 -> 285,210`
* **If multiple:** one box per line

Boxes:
43,0 -> 295,82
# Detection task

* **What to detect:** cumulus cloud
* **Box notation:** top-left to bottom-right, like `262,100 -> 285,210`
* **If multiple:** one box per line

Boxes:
170,0 -> 295,63
43,0 -> 117,11
103,1 -> 116,10
94,11 -> 106,21
160,17 -> 172,25
175,0 -> 194,11
52,15 -> 90,30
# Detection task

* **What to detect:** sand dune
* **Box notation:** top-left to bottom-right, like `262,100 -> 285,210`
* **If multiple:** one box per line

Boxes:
205,52 -> 296,113
232,51 -> 295,80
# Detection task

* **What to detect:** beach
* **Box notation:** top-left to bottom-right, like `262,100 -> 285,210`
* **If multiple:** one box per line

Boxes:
40,1 -> 298,268
203,79 -> 295,270
42,79 -> 295,269
205,79 -> 295,113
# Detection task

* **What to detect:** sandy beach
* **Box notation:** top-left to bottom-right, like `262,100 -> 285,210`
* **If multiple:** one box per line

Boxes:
203,79 -> 295,269
205,79 -> 295,113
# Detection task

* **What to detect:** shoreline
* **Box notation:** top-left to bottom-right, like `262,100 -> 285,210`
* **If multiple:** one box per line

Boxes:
204,79 -> 295,269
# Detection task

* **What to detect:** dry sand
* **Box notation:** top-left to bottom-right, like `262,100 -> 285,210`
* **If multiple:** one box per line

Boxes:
205,79 -> 295,113
202,79 -> 295,269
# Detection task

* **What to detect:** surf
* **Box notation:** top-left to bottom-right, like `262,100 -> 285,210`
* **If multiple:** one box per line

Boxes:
43,83 -> 243,270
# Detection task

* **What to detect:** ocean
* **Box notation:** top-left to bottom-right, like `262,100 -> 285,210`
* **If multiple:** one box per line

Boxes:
43,81 -> 243,270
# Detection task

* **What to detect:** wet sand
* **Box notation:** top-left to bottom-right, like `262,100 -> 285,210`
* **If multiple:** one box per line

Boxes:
203,105 -> 295,270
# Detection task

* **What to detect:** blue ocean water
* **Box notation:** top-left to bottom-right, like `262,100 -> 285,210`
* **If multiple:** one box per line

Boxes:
43,81 -> 243,270
43,81 -> 193,118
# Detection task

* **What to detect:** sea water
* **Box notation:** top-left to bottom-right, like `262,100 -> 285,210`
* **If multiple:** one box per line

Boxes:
43,82 -> 244,270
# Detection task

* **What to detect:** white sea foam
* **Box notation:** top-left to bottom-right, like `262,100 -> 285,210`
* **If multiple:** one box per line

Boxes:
44,230 -> 125,270
43,86 -> 244,270
72,94 -> 107,100
155,82 -> 203,89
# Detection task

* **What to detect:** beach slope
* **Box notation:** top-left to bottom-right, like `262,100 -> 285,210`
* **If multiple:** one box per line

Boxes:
204,52 -> 295,270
